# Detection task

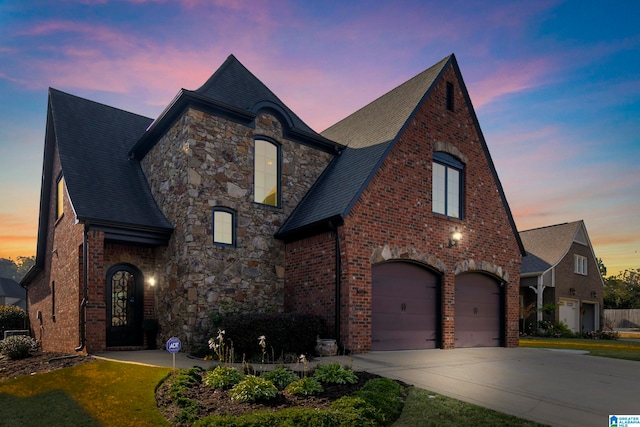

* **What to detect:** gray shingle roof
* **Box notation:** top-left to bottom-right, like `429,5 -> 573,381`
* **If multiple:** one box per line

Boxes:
49,89 -> 173,233
276,56 -> 452,239
519,221 -> 583,274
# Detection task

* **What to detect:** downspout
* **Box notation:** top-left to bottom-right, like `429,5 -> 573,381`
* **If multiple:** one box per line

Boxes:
328,221 -> 341,346
75,224 -> 88,352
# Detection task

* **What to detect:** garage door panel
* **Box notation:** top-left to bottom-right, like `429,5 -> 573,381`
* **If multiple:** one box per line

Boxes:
372,263 -> 439,351
455,273 -> 502,348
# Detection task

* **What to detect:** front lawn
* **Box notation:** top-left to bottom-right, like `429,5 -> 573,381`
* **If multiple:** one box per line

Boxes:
0,359 -> 547,426
519,337 -> 640,361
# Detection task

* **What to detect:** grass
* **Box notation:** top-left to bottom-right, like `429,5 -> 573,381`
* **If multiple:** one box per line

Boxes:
393,387 -> 547,427
519,337 -> 640,361
0,360 -> 171,427
0,359 -> 550,427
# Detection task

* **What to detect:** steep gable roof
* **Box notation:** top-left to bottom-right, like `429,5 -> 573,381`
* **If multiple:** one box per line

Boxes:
276,56 -> 451,240
130,55 -> 339,159
278,55 -> 525,256
520,220 -> 586,275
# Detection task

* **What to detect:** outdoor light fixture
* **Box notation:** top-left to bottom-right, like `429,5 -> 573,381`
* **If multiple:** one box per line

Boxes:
448,227 -> 462,248
569,287 -> 576,296
148,276 -> 156,287
591,291 -> 597,298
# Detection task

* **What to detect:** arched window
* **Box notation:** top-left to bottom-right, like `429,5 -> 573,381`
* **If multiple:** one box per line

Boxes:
432,151 -> 464,219
254,138 -> 280,207
213,207 -> 236,246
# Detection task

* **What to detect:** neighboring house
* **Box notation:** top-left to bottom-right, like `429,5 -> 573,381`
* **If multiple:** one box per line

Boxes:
519,220 -> 604,333
21,54 -> 524,354
0,277 -> 26,310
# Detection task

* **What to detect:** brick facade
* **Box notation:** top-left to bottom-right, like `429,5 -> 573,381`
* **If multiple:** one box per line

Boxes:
285,65 -> 522,352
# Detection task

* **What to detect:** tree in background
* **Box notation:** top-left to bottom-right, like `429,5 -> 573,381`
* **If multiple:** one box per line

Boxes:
603,267 -> 640,309
0,256 -> 35,282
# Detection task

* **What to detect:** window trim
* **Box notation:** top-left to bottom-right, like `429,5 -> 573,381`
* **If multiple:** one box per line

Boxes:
56,174 -> 65,220
432,151 -> 464,219
574,254 -> 588,275
212,207 -> 236,247
253,137 -> 281,208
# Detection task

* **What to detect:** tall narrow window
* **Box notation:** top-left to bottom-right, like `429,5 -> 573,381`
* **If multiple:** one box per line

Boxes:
432,152 -> 464,219
51,281 -> 56,322
574,255 -> 588,275
254,139 -> 279,207
213,208 -> 235,246
56,175 -> 65,220
446,82 -> 454,111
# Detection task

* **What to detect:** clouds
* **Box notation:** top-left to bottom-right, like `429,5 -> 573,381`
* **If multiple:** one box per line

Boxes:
0,0 -> 638,272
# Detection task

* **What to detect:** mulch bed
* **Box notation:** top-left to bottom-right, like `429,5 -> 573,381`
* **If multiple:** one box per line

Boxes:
0,351 -> 96,382
156,368 -> 384,425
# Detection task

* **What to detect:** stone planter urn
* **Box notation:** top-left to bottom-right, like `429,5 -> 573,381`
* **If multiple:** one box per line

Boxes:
315,338 -> 338,356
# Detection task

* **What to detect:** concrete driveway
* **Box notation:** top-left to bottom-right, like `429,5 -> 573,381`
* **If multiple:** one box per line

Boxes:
347,347 -> 639,427
97,347 -> 639,427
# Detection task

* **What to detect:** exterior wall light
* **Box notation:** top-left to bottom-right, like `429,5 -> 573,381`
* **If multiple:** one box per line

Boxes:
148,276 -> 156,287
569,287 -> 576,296
448,227 -> 462,248
590,291 -> 597,298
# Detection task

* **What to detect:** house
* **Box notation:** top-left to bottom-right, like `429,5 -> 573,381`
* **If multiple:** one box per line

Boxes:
0,277 -> 26,310
519,220 -> 604,334
21,54 -> 524,354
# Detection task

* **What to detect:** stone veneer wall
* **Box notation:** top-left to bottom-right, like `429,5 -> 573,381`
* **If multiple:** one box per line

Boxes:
141,109 -> 333,349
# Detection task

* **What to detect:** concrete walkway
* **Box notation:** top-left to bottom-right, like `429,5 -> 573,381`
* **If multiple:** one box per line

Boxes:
96,347 -> 640,427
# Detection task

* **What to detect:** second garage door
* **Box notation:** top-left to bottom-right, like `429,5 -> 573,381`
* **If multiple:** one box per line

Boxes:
455,273 -> 503,348
372,262 -> 439,351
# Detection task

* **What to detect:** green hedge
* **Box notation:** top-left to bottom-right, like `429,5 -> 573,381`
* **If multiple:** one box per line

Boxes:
0,305 -> 27,335
220,313 -> 328,360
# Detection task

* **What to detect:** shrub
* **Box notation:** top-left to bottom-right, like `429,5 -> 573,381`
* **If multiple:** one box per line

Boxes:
313,363 -> 358,385
285,377 -> 324,396
170,367 -> 203,398
0,305 -> 27,332
220,313 -> 327,360
229,375 -> 278,403
0,335 -> 37,360
203,366 -> 244,390
352,378 -> 405,423
260,366 -> 298,389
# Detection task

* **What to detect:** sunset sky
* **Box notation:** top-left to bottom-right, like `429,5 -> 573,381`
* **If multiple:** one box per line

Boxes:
0,0 -> 638,275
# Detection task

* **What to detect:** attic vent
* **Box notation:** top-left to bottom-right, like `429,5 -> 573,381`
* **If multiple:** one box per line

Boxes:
446,82 -> 454,111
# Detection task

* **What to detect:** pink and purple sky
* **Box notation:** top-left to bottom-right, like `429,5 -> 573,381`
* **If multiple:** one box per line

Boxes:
0,0 -> 638,275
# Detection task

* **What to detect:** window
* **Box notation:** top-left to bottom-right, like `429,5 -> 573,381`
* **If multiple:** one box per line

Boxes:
432,152 -> 464,218
254,139 -> 279,206
446,82 -> 454,111
56,175 -> 65,220
574,255 -> 588,275
213,208 -> 235,246
51,281 -> 56,322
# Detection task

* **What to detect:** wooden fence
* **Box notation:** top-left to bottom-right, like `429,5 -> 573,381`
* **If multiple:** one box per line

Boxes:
604,309 -> 640,328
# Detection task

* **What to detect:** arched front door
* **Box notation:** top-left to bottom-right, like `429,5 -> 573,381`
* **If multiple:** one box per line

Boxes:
372,262 -> 440,350
106,264 -> 144,347
455,273 -> 504,347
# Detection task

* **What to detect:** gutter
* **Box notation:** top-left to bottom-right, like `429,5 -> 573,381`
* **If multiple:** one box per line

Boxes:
75,224 -> 88,352
328,221 -> 341,347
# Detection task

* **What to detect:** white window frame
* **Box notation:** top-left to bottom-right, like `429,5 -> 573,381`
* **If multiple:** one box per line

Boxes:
574,254 -> 588,275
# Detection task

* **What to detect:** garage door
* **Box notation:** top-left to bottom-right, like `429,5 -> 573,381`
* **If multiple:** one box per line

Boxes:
372,262 -> 439,350
455,273 -> 503,348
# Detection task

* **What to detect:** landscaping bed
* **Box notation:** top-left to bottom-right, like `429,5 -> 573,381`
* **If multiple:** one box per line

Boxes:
0,350 -> 95,382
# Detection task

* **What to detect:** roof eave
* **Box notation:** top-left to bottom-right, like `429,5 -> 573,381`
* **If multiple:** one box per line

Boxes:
275,215 -> 344,243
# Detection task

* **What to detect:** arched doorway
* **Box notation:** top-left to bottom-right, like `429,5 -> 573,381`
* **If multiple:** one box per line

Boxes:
455,273 -> 504,347
106,264 -> 144,347
371,262 -> 440,350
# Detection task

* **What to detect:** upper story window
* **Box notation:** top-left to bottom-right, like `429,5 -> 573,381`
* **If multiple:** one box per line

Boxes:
56,174 -> 65,220
446,82 -> 454,111
213,207 -> 235,246
574,254 -> 588,275
254,139 -> 280,207
432,152 -> 464,219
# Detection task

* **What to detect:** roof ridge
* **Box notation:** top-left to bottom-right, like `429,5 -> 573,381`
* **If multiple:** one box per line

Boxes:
519,220 -> 583,234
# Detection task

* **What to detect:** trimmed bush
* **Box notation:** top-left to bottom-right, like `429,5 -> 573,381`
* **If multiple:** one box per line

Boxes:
0,335 -> 37,360
0,305 -> 27,333
220,313 -> 328,360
